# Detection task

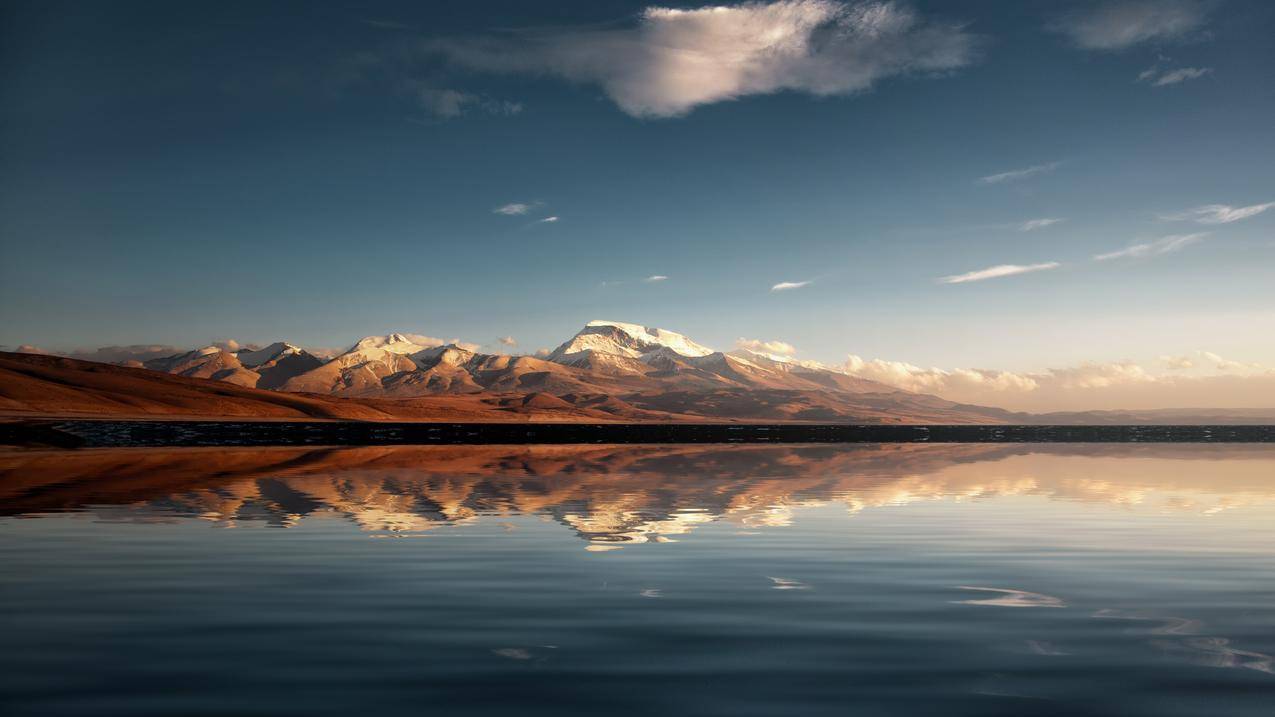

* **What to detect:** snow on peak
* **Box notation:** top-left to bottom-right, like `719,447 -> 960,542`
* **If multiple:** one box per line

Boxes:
236,341 -> 300,367
330,333 -> 452,369
350,333 -> 440,355
410,343 -> 475,367
552,320 -> 714,360
729,347 -> 844,374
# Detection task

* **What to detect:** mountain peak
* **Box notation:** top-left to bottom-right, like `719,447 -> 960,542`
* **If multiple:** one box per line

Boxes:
236,341 -> 301,368
551,320 -> 714,362
350,333 -> 437,355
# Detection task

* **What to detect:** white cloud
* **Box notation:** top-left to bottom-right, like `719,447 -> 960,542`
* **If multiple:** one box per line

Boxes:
536,216 -> 560,223
1093,232 -> 1208,261
1052,0 -> 1210,51
979,161 -> 1062,185
428,1 -> 980,118
211,339 -> 251,352
843,350 -> 1275,411
1149,66 -> 1211,86
498,336 -> 518,347
494,202 -> 532,215
644,275 -> 669,282
1019,218 -> 1064,231
1164,202 -> 1275,224
737,338 -> 798,356
771,280 -> 812,291
939,262 -> 1060,284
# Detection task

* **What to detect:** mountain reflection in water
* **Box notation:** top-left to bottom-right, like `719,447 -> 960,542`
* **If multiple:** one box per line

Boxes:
4,443 -> 1274,545
3,444 -> 1275,717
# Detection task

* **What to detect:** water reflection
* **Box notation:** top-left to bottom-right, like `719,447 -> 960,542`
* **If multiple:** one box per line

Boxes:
4,444 -> 1275,547
4,444 -> 1274,716
1095,610 -> 1275,675
955,587 -> 1067,608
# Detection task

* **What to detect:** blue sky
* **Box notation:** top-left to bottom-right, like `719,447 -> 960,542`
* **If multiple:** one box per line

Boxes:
2,0 -> 1273,379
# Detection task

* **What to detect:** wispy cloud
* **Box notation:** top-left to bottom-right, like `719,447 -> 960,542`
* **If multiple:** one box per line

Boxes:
979,161 -> 1062,185
1200,350 -> 1266,372
1093,232 -> 1209,261
1161,354 -> 1196,370
426,1 -> 980,118
737,338 -> 797,356
412,86 -> 522,119
494,202 -> 532,215
1138,66 -> 1211,86
939,262 -> 1060,284
497,336 -> 517,347
536,216 -> 560,224
1052,0 -> 1210,51
1164,202 -> 1275,224
771,280 -> 812,292
1019,218 -> 1064,231
600,273 -> 670,287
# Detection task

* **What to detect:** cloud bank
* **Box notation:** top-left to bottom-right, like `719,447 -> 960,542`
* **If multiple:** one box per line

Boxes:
428,1 -> 979,118
843,350 -> 1275,411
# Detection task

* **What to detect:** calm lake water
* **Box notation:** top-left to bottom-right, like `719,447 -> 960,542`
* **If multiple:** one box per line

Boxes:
3,443 -> 1274,716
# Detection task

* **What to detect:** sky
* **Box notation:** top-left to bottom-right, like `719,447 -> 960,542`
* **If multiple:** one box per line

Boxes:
2,0 -> 1273,410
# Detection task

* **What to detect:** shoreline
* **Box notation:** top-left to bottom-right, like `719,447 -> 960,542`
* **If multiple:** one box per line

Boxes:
4,420 -> 1274,448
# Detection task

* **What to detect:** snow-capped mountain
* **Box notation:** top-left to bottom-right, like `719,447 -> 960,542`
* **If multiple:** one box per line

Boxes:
281,333 -> 446,395
144,346 -> 258,387
550,320 -> 714,361
125,321 -> 1011,422
143,342 -> 322,390
270,321 -> 903,400
235,342 -> 302,368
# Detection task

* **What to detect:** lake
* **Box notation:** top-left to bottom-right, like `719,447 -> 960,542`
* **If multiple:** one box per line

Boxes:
3,443 -> 1274,716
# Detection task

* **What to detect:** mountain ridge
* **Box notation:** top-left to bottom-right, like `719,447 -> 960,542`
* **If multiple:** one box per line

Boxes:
4,351 -> 1273,425
13,321 -> 1275,424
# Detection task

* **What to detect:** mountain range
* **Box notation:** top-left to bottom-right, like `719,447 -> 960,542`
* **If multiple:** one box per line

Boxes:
4,320 -> 1274,424
102,320 -> 1012,422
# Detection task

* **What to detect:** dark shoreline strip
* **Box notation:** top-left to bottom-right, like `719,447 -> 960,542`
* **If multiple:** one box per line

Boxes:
3,421 -> 1274,448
